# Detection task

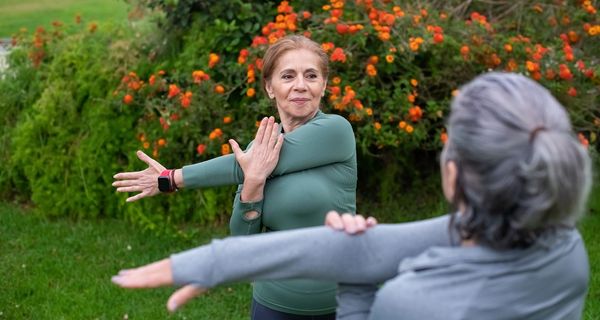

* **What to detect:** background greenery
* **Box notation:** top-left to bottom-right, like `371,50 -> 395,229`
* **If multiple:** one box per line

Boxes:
0,0 -> 598,318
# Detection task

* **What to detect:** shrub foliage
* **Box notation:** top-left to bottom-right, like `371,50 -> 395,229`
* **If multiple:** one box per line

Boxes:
1,0 -> 598,233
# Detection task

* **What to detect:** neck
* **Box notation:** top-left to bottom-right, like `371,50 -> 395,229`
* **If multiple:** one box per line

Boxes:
280,110 -> 319,133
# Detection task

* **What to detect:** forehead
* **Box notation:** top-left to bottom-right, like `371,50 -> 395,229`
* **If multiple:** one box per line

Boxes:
274,48 -> 322,73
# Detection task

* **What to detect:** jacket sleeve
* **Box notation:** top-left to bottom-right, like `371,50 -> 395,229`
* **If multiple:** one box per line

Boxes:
229,185 -> 262,236
181,114 -> 356,189
171,215 -> 451,287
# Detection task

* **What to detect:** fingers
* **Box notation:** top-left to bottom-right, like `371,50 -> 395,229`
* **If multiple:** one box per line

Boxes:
126,190 -> 149,202
325,211 -> 344,230
366,216 -> 378,227
137,150 -> 166,172
255,116 -> 276,145
267,120 -> 282,149
229,139 -> 243,158
112,258 -> 173,288
254,117 -> 268,144
167,285 -> 207,312
341,213 -> 366,234
325,211 -> 375,234
113,171 -> 144,180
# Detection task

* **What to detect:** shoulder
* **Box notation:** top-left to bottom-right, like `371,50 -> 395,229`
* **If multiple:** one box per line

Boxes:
311,112 -> 354,135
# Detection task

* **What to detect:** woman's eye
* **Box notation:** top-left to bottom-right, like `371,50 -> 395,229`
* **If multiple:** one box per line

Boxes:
306,73 -> 318,79
282,74 -> 294,80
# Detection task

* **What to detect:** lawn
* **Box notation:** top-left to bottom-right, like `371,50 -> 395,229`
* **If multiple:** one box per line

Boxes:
0,203 -> 252,319
0,0 -> 129,37
1,192 -> 598,319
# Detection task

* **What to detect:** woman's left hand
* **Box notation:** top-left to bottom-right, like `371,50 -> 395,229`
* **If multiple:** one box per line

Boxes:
324,211 -> 378,234
111,259 -> 207,312
229,116 -> 284,183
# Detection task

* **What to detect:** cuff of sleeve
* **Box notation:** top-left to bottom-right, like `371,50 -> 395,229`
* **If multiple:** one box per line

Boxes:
238,200 -> 263,222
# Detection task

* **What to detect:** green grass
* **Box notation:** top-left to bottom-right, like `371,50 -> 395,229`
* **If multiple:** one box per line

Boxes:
1,190 -> 598,319
0,203 -> 252,319
0,0 -> 129,37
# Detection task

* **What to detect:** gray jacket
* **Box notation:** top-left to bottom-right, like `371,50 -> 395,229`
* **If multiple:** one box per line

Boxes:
171,215 -> 588,319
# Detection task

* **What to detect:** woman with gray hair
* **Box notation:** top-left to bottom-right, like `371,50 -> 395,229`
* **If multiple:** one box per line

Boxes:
112,72 -> 592,320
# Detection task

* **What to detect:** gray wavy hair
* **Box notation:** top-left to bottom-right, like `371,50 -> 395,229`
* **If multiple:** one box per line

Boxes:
443,72 -> 592,249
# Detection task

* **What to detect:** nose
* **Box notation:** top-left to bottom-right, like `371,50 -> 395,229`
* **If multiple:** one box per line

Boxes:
293,76 -> 307,91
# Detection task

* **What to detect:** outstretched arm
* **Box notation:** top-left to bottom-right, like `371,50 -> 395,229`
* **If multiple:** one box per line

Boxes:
112,214 -> 451,311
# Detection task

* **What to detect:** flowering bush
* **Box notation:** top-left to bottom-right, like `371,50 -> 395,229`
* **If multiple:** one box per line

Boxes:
1,1 -> 598,233
120,0 -> 598,167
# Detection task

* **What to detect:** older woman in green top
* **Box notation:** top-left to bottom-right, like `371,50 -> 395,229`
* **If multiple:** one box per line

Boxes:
113,35 -> 357,319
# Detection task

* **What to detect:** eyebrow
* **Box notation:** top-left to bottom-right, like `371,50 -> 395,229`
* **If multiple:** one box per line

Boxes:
279,68 -> 320,75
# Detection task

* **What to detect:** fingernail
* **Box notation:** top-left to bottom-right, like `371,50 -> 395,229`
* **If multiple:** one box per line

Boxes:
111,276 -> 123,285
168,301 -> 178,312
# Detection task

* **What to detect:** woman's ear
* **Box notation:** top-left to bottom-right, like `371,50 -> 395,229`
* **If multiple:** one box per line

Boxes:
442,160 -> 458,202
265,82 -> 274,99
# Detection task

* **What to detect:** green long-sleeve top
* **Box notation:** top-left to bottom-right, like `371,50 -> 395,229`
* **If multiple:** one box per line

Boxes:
181,111 -> 357,315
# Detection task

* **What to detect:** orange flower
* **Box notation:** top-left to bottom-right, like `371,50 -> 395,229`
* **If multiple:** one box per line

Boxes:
410,79 -> 418,87
168,84 -> 180,98
157,138 -> 166,147
221,144 -> 231,155
567,87 -> 577,97
149,75 -> 156,86
143,141 -> 150,149
365,108 -> 373,116
398,121 -> 407,129
193,70 -> 210,83
460,45 -> 470,59
385,55 -> 394,63
180,91 -> 192,108
409,106 -> 423,122
366,64 -> 377,77
223,116 -> 232,124
433,33 -> 444,44
302,11 -> 311,19
247,88 -> 256,97
321,42 -> 335,52
374,122 -> 381,131
208,53 -> 220,68
336,24 -> 349,35
526,61 -> 539,72
209,128 -> 223,140
368,56 -> 379,64
578,133 -> 589,148
504,44 -> 513,52
332,76 -> 342,85
559,64 -> 573,80
331,48 -> 347,63
440,132 -> 448,144
88,22 -> 97,33
405,125 -> 414,133
215,85 -> 225,94
409,37 -> 424,51
408,94 -> 416,103
123,94 -> 133,105
196,144 -> 206,155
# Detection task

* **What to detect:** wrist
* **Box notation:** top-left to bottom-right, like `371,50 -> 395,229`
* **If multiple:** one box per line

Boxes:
158,169 -> 178,193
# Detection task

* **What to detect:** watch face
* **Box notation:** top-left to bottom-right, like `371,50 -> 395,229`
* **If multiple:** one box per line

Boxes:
158,176 -> 171,192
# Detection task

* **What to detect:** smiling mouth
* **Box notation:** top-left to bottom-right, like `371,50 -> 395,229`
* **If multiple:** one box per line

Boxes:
290,98 -> 310,104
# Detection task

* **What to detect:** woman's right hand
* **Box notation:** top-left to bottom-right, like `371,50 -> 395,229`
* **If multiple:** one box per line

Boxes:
229,116 -> 284,183
325,211 -> 378,234
112,150 -> 167,202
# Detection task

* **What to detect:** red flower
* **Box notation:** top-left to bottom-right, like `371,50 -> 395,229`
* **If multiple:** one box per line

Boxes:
331,48 -> 347,63
168,84 -> 181,98
196,144 -> 207,155
123,94 -> 133,105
